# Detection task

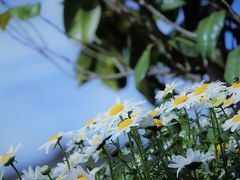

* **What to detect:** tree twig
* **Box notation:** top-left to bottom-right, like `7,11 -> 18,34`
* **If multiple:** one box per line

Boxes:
138,0 -> 197,38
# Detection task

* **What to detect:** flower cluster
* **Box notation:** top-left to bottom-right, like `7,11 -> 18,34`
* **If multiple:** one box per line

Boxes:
1,80 -> 240,179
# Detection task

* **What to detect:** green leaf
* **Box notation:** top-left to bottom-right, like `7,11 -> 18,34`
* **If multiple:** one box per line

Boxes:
128,24 -> 151,68
224,46 -> 240,83
207,129 -> 216,143
11,3 -> 41,20
0,11 -> 11,30
169,37 -> 199,57
76,52 -> 95,85
64,1 -> 101,44
159,0 -> 185,11
0,3 -> 40,30
197,10 -> 226,59
134,44 -> 153,87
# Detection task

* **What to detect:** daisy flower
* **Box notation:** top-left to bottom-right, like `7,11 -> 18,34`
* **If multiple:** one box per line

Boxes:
222,96 -> 236,108
148,109 -> 158,117
167,90 -> 194,111
204,92 -> 226,108
67,128 -> 86,152
152,113 -> 177,127
187,81 -> 226,106
109,114 -> 143,141
67,166 -> 99,180
222,113 -> 240,132
228,81 -> 240,94
0,143 -> 22,166
168,149 -> 214,177
39,131 -> 73,154
107,97 -> 145,119
22,166 -> 50,180
155,81 -> 179,100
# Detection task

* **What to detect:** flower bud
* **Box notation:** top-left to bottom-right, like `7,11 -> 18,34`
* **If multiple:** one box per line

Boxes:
41,165 -> 51,175
125,141 -> 134,148
111,149 -> 119,157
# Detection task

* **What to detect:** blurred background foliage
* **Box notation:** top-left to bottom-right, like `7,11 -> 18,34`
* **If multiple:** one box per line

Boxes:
0,0 -> 240,104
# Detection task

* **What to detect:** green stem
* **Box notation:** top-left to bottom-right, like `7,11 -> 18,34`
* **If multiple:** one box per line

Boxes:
57,141 -> 70,171
211,108 -> 228,178
47,174 -> 53,180
117,155 -> 132,172
130,132 -> 149,180
194,109 -> 203,134
193,169 -> 197,179
102,146 -> 114,180
182,109 -> 192,143
220,106 -> 229,119
127,133 -> 143,180
10,163 -> 22,180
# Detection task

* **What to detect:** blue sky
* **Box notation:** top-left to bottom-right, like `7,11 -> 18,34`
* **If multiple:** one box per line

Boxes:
0,0 -> 146,175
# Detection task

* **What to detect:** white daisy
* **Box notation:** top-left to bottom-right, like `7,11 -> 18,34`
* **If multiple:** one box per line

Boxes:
39,131 -> 73,154
109,114 -> 143,141
155,81 -> 179,100
0,143 -> 22,166
168,149 -> 214,177
67,128 -> 86,152
187,81 -> 227,107
22,166 -> 51,180
228,81 -> 240,94
222,113 -> 240,132
167,91 -> 193,111
107,97 -> 145,119
151,113 -> 177,127
67,166 -> 100,180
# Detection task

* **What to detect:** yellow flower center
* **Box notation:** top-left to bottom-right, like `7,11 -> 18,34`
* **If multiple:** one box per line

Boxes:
164,86 -> 174,93
153,119 -> 163,126
109,104 -> 124,116
231,81 -> 240,89
174,96 -> 188,105
194,84 -> 209,95
148,110 -> 157,117
118,119 -> 133,130
200,95 -> 207,103
217,143 -> 229,152
223,97 -> 232,106
212,98 -> 223,106
71,157 -> 77,164
0,152 -> 11,164
77,176 -> 86,180
85,118 -> 94,126
48,133 -> 59,142
94,135 -> 101,142
232,115 -> 240,123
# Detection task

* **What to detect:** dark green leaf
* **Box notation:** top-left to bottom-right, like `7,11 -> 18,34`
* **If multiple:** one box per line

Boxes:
159,0 -> 185,11
0,3 -> 40,30
96,56 -> 126,90
169,37 -> 199,57
0,11 -> 11,30
134,44 -> 153,87
224,46 -> 240,83
64,0 -> 101,44
76,52 -> 95,85
11,3 -> 41,20
207,129 -> 216,143
197,10 -> 226,59
128,24 -> 151,68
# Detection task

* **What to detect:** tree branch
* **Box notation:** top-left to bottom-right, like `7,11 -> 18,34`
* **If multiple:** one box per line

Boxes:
138,0 -> 197,38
